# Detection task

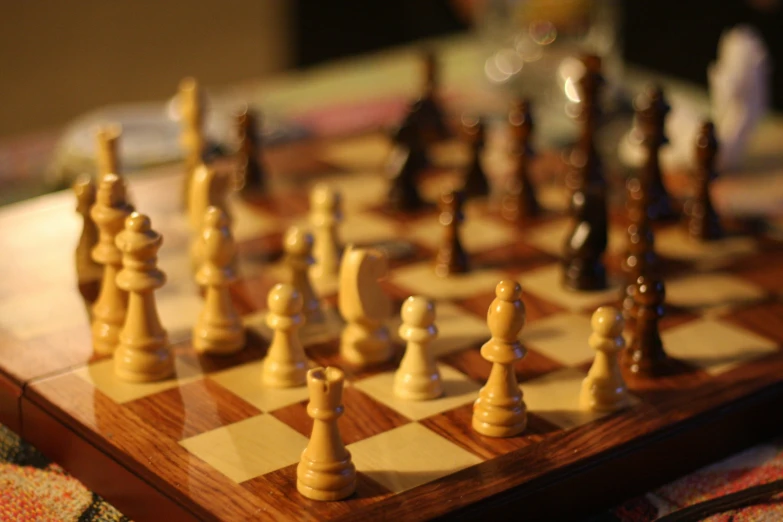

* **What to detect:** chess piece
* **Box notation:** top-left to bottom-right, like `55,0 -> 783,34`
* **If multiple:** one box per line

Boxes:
414,51 -> 450,146
434,188 -> 469,277
297,366 -> 356,501
567,54 -> 605,193
262,283 -> 307,387
636,85 -> 677,222
236,107 -> 267,195
95,125 -> 121,179
685,121 -> 722,241
90,173 -> 134,355
622,176 -> 659,322
462,117 -> 490,198
193,207 -> 245,355
188,163 -> 232,231
562,184 -> 608,291
386,111 -> 428,213
502,99 -> 540,221
114,213 -> 174,382
625,274 -> 670,376
309,184 -> 343,285
338,246 -> 392,366
472,280 -> 527,437
283,226 -> 325,326
74,176 -> 102,304
394,296 -> 442,400
180,77 -> 205,209
580,306 -> 631,412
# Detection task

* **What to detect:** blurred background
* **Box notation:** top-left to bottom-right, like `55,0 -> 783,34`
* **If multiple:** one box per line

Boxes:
1,0 -> 781,137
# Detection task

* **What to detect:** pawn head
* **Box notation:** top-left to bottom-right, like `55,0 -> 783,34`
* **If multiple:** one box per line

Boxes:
495,280 -> 522,302
203,206 -> 229,229
310,183 -> 341,212
267,283 -> 303,316
97,173 -> 127,207
283,226 -> 313,256
125,211 -> 151,233
400,296 -> 435,328
591,306 -> 624,338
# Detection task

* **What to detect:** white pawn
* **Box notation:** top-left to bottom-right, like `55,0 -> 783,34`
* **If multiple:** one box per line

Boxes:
262,283 -> 308,387
394,297 -> 442,400
193,207 -> 245,355
309,184 -> 342,285
580,306 -> 631,412
283,226 -> 325,326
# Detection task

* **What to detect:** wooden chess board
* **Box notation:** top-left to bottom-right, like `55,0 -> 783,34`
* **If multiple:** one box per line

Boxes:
3,132 -> 783,521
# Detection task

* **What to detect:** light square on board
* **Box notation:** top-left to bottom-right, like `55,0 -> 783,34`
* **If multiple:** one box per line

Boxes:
407,211 -> 515,254
390,262 -> 506,301
665,273 -> 765,313
0,286 -> 87,341
180,414 -> 309,483
521,312 -> 595,366
518,264 -> 621,312
74,357 -> 202,404
662,318 -> 777,375
228,196 -> 281,242
319,134 -> 392,172
524,218 -> 626,258
388,301 -> 488,358
243,307 -> 344,345
522,367 -> 606,430
157,290 -> 204,340
208,360 -> 311,412
347,422 -> 482,494
315,173 -> 389,212
656,228 -> 757,267
352,364 -> 481,421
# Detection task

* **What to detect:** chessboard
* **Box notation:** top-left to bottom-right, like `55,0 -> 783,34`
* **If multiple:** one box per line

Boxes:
2,117 -> 783,522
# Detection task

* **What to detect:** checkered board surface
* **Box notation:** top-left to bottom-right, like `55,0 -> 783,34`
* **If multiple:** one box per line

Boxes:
20,133 -> 783,521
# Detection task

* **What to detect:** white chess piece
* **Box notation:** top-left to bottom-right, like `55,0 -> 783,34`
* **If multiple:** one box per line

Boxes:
309,183 -> 342,285
262,283 -> 308,388
394,296 -> 442,400
580,306 -> 631,412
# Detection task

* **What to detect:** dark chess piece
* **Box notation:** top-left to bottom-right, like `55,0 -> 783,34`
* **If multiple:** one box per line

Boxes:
462,116 -> 490,198
415,51 -> 450,146
502,99 -> 540,221
685,121 -> 722,241
625,273 -> 671,376
636,85 -> 677,222
562,184 -> 608,291
386,112 -> 429,212
622,176 -> 660,324
566,54 -> 606,193
236,108 -> 267,195
434,188 -> 469,277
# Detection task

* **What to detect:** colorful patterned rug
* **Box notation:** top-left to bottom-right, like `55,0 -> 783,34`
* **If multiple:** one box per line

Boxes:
2,420 -> 782,521
0,424 -> 128,522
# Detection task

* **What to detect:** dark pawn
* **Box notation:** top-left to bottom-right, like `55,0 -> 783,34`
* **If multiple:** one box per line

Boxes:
415,51 -> 450,146
387,113 -> 429,212
685,121 -> 722,241
462,117 -> 490,198
625,274 -> 671,376
563,185 -> 608,291
236,108 -> 267,195
636,85 -> 677,221
567,54 -> 606,193
434,188 -> 469,277
622,176 -> 659,323
502,99 -> 540,221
